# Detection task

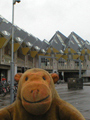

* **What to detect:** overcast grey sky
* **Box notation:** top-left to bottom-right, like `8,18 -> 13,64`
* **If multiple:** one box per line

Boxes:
0,0 -> 90,42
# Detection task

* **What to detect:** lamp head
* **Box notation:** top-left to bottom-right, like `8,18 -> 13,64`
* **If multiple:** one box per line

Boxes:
13,0 -> 21,5
16,0 -> 21,3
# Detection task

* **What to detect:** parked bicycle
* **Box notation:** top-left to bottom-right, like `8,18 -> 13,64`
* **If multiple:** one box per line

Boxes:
0,81 -> 10,97
13,82 -> 18,101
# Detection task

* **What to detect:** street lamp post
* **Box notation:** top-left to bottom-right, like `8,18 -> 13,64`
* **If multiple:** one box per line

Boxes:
10,0 -> 21,104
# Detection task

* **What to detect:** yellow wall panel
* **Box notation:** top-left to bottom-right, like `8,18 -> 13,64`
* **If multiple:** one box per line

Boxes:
53,48 -> 59,53
64,48 -> 68,53
70,48 -> 76,53
21,47 -> 30,55
62,55 -> 68,60
46,48 -> 51,53
87,49 -> 90,54
30,51 -> 38,58
64,48 -> 76,54
80,56 -> 84,61
55,54 -> 62,60
37,54 -> 45,57
81,49 -> 85,54
13,43 -> 20,52
0,37 -> 7,48
73,55 -> 79,59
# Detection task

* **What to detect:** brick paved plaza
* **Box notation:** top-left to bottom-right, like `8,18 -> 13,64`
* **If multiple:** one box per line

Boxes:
0,83 -> 90,120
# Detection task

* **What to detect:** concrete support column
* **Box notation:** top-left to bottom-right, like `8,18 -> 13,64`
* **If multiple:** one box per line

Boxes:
14,64 -> 17,75
53,58 -> 58,73
33,57 -> 38,68
33,58 -> 36,68
14,52 -> 17,75
36,57 -> 38,68
25,55 -> 28,67
70,60 -> 75,69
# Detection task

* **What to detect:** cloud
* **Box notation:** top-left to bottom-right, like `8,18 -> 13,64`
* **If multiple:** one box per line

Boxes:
0,0 -> 90,41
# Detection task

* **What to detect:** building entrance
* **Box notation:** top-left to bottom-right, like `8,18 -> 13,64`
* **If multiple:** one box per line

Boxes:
0,69 -> 7,82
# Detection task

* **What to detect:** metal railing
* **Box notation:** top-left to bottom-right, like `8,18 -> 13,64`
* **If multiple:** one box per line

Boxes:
17,59 -> 25,67
41,65 -> 53,69
40,64 -> 87,70
1,55 -> 11,65
25,61 -> 33,68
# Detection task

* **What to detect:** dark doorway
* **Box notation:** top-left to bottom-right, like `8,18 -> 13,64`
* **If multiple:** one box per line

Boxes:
59,72 -> 63,80
64,72 -> 80,82
0,69 -> 7,81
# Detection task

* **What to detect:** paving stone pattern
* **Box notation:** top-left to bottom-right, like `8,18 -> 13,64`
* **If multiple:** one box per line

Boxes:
0,83 -> 90,120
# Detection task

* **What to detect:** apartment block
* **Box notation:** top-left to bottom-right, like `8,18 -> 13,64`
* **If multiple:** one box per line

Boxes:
0,15 -> 90,82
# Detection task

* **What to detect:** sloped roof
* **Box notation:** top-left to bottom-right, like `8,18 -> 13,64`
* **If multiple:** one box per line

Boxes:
84,40 -> 90,50
40,39 -> 50,53
71,32 -> 85,45
24,34 -> 37,48
0,17 -> 12,39
0,15 -> 3,23
49,31 -> 67,54
32,38 -> 43,51
0,15 -> 90,59
14,26 -> 28,44
68,32 -> 83,53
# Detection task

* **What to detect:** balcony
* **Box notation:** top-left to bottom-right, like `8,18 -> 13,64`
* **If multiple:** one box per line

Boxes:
25,61 -> 33,68
58,64 -> 87,70
17,58 -> 25,67
40,63 -> 87,71
41,65 -> 53,70
1,55 -> 11,65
